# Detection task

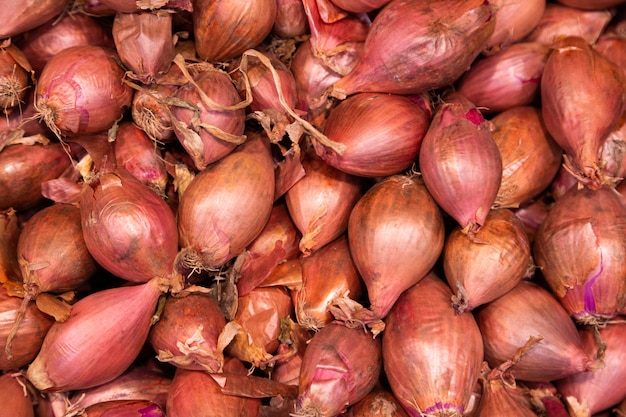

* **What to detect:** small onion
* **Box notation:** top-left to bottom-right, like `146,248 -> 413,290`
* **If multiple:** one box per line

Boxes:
329,0 -> 391,13
512,197 -> 550,244
0,0 -> 69,39
0,44 -> 32,113
383,273 -> 484,417
550,164 -> 578,201
80,400 -> 165,417
0,91 -> 49,138
599,115 -> 626,181
0,373 -> 35,417
346,385 -> 409,417
97,0 -> 192,13
272,0 -> 309,38
476,280 -> 594,382
0,208 -> 21,284
131,82 -> 178,142
555,0 -> 626,9
484,0 -> 546,54
474,368 -> 539,417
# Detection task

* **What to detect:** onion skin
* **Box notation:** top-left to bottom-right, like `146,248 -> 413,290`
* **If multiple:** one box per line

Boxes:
475,372 -> 538,417
555,322 -> 626,417
419,92 -> 502,235
272,0 -> 309,38
491,106 -> 563,208
383,273 -> 484,417
80,168 -> 179,283
512,197 -> 550,244
285,152 -> 362,255
346,385 -> 409,417
484,0 -> 546,54
177,133 -> 275,271
81,400 -> 165,417
131,82 -> 178,143
35,45 -> 133,137
0,373 -> 35,417
0,0 -> 69,39
314,92 -> 431,178
533,186 -> 626,325
193,0 -> 277,62
330,0 -> 495,97
295,322 -> 382,416
26,277 -> 165,392
444,208 -> 532,313
0,44 -> 31,113
476,280 -> 594,382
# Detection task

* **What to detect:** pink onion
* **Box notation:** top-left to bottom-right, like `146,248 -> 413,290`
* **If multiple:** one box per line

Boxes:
419,92 -> 502,235
484,0 -> 546,54
0,208 -> 21,284
0,0 -> 69,39
79,400 -> 165,417
131,82 -> 178,143
0,44 -> 32,114
0,373 -> 34,417
346,385 -> 409,417
555,0 -> 626,9
474,367 -> 539,417
272,0 -> 309,38
383,272 -> 484,417
329,0 -> 390,13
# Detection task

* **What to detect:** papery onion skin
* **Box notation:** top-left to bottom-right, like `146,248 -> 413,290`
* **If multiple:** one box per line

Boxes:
26,278 -> 165,392
484,0 -> 546,54
80,168 -> 179,283
177,133 -> 275,271
35,45 -> 133,137
272,0 -> 309,38
476,280 -> 594,382
82,400 -> 165,417
131,83 -> 178,143
314,92 -> 431,177
346,385 -> 409,417
0,44 -> 31,113
330,0 -> 495,97
419,92 -> 502,235
475,373 -> 538,417
0,0 -> 69,39
0,373 -> 35,417
533,186 -> 626,324
295,322 -> 382,416
491,106 -> 562,208
383,273 -> 484,417
0,208 -> 21,284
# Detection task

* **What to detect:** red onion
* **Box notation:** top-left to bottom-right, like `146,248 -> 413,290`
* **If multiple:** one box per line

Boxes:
456,42 -> 550,114
533,185 -> 626,325
79,167 -> 179,284
444,208 -> 532,313
550,163 -> 578,201
17,13 -> 113,74
476,280 -> 594,382
0,91 -> 49,139
555,0 -> 626,9
491,106 -> 563,208
271,317 -> 312,387
79,400 -> 165,417
313,92 -> 431,178
541,36 -> 626,189
419,92 -> 503,235
599,116 -> 626,181
330,0 -> 495,97
272,0 -> 309,38
35,45 -> 133,137
512,197 -> 550,244
26,277 -> 166,391
177,132 -> 275,271
294,322 -> 382,416
526,382 -> 571,417
596,32 -> 626,77
0,208 -> 21,284
193,0 -> 277,62
0,0 -> 69,39
555,322 -> 626,416
0,44 -> 31,113
346,385 -> 409,417
484,0 -> 546,54
474,367 -> 539,417
131,82 -> 178,143
383,272 -> 484,417
0,372 -> 35,417
330,0 -> 390,13
331,173 -> 444,334
112,11 -> 176,84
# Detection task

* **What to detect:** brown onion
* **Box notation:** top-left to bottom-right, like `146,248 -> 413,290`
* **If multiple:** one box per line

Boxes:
26,277 -> 166,391
444,208 -> 532,313
484,0 -> 546,54
17,13 -> 113,74
149,291 -> 227,373
419,92 -> 503,235
476,280 -> 594,382
112,11 -> 176,84
533,186 -> 626,325
0,91 -> 49,139
0,44 -> 31,113
79,167 -> 179,283
595,31 -> 626,78
294,322 -> 382,416
383,272 -> 484,417
177,132 -> 275,271
456,43 -> 550,114
313,92 -> 431,177
80,400 -> 165,417
491,106 -> 562,208
330,0 -> 495,97
193,0 -> 277,62
332,173 -> 444,334
0,0 -> 69,39
346,385 -> 409,417
272,0 -> 309,38
0,208 -> 21,284
131,82 -> 178,142
0,373 -> 34,417
35,45 -> 133,137
285,151 -> 362,255
541,36 -> 626,189
474,367 -> 539,417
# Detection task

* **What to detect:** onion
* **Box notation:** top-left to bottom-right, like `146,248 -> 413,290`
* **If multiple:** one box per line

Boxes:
177,132 -> 275,272
272,0 -> 309,38
512,197 -> 550,244
476,280 -> 594,382
596,32 -> 626,79
79,400 -> 165,417
526,382 -> 571,417
474,366 -> 539,417
79,167 -> 179,284
419,92 -> 503,235
0,208 -> 21,284
35,45 -> 133,137
455,42 -> 550,114
131,82 -> 178,143
26,277 -> 166,391
148,291 -> 227,373
0,0 -> 69,39
550,164 -> 578,201
193,0 -> 277,62
533,185 -> 626,325
491,106 -> 563,208
0,139 -> 71,211
0,43 -> 31,114
0,373 -> 35,417
17,13 -> 113,74
313,92 -> 431,178
346,385 -> 409,417
331,173 -> 444,334
271,317 -> 312,387
166,358 -> 262,417
383,272 -> 484,417
96,0 -> 192,13
0,91 -> 49,139
294,322 -> 382,416
329,0 -> 495,97
329,0 -> 390,13
285,151 -> 362,255
112,11 -> 176,84
292,234 -> 363,331
541,36 -> 626,189
599,115 -> 626,181
555,0 -> 626,9
444,208 -> 532,313
484,0 -> 546,54
555,322 -> 626,417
